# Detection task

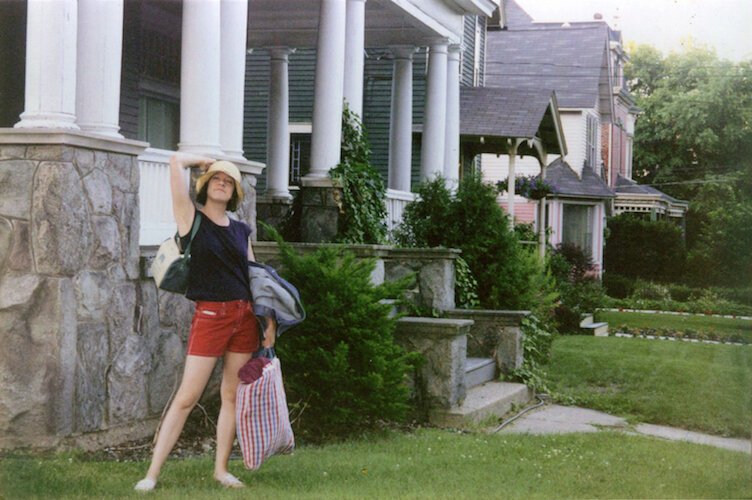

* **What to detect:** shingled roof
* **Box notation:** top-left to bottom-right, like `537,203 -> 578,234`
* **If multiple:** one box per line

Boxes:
615,175 -> 684,203
459,86 -> 565,158
544,158 -> 614,199
485,23 -> 613,115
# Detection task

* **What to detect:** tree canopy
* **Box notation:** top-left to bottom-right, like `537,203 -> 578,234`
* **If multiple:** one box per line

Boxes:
625,44 -> 752,287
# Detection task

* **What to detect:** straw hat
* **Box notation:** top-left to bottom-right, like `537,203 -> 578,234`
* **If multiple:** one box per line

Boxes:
195,160 -> 244,202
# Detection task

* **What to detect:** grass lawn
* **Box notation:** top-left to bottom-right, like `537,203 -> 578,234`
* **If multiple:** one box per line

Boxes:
2,430 -> 749,499
595,310 -> 752,343
546,336 -> 752,437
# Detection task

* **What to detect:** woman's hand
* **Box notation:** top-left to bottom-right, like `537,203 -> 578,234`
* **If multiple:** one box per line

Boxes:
262,319 -> 277,348
173,152 -> 215,171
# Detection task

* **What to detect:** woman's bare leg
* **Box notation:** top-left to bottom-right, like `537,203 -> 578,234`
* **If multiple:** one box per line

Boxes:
142,355 -> 218,482
214,350 -> 252,481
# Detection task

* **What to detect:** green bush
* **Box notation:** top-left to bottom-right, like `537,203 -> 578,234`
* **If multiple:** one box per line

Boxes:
393,173 -> 559,389
395,172 -> 558,318
630,280 -> 672,301
602,272 -> 635,299
604,214 -> 687,282
272,236 -> 419,441
392,177 -> 454,248
549,244 -> 606,333
712,286 -> 752,308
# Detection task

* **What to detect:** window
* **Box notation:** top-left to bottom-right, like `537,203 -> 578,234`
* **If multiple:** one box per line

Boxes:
289,133 -> 311,186
138,96 -> 179,150
585,114 -> 598,169
562,204 -> 594,253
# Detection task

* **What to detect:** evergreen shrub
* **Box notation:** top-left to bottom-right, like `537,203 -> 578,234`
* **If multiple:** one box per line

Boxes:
395,172 -> 557,316
271,234 -> 419,441
604,214 -> 687,283
602,272 -> 635,299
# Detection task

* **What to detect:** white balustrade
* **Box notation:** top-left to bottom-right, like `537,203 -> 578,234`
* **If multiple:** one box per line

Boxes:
138,148 -> 186,246
385,188 -> 417,236
139,153 -> 415,245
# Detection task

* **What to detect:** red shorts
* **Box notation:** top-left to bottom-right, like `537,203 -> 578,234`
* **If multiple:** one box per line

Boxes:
187,300 -> 260,357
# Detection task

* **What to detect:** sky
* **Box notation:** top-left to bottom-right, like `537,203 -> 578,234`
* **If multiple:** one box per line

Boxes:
515,0 -> 752,62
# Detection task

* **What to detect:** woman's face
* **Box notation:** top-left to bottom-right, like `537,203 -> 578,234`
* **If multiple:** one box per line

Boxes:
207,172 -> 235,204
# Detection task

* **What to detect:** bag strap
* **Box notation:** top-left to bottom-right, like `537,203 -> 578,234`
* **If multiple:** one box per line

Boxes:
178,211 -> 202,256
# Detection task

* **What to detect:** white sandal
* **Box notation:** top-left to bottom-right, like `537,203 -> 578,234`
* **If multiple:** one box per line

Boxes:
134,478 -> 157,492
215,472 -> 245,488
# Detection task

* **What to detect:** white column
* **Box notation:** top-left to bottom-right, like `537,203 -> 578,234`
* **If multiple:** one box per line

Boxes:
266,48 -> 294,199
15,0 -> 79,129
179,0 -> 222,155
388,46 -> 416,192
443,44 -> 462,188
343,0 -> 366,118
507,139 -> 519,225
76,0 -> 124,137
219,0 -> 249,159
420,39 -> 449,182
539,164 -> 548,258
307,0 -> 347,179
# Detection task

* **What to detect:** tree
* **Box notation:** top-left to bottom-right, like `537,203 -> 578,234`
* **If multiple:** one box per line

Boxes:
625,44 -> 752,287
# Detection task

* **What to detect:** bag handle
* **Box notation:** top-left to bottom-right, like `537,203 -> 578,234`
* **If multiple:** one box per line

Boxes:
177,211 -> 202,256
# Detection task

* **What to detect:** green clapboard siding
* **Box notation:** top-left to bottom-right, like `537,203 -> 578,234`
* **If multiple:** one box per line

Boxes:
243,16 -> 482,193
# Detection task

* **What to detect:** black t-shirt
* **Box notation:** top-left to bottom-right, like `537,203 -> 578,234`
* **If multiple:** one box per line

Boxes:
180,211 -> 252,302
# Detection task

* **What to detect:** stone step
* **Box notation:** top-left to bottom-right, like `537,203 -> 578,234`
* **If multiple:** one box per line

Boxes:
465,357 -> 496,389
430,381 -> 533,428
579,313 -> 594,328
581,322 -> 609,337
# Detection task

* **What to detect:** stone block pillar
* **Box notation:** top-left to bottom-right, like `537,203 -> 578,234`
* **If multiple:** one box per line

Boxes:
395,317 -> 473,409
447,309 -> 529,374
0,130 -> 148,449
300,180 -> 343,243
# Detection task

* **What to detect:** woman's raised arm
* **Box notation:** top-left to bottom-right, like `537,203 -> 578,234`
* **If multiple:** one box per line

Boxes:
170,153 -> 213,236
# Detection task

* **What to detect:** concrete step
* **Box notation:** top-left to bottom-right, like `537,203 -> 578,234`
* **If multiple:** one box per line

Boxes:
465,357 -> 496,389
430,381 -> 533,428
579,313 -> 594,327
581,322 -> 609,337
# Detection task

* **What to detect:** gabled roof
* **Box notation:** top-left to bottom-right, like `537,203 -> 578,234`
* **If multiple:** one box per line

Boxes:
459,86 -> 566,161
485,22 -> 613,116
544,158 -> 615,199
501,0 -> 534,29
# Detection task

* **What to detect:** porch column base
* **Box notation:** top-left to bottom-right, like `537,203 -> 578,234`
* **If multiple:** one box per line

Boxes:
299,178 -> 342,243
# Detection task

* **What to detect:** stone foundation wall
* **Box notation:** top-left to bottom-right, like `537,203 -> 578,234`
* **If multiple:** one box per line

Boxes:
0,133 -> 144,448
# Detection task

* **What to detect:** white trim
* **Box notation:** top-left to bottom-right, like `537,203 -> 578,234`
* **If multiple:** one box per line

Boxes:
289,122 -> 312,134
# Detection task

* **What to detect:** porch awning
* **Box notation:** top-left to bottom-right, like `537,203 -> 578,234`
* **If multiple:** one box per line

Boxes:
246,0 -> 497,47
458,86 -> 566,164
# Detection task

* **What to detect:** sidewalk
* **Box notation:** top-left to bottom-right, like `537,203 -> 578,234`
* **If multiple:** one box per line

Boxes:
497,404 -> 751,455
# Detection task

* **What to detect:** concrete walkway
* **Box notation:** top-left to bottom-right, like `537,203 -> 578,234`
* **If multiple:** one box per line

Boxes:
498,404 -> 751,455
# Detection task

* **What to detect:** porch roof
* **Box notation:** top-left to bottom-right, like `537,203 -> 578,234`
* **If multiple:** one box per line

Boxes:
458,86 -> 566,161
246,0 -> 499,48
615,175 -> 688,205
545,158 -> 615,199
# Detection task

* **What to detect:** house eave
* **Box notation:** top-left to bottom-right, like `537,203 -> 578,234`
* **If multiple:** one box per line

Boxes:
449,0 -> 500,17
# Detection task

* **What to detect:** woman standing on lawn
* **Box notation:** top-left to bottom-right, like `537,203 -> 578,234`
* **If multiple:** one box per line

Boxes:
135,153 -> 275,492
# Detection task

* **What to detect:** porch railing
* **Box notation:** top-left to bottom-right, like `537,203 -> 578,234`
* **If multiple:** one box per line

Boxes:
138,156 -> 417,246
385,188 -> 417,235
138,148 -> 183,246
